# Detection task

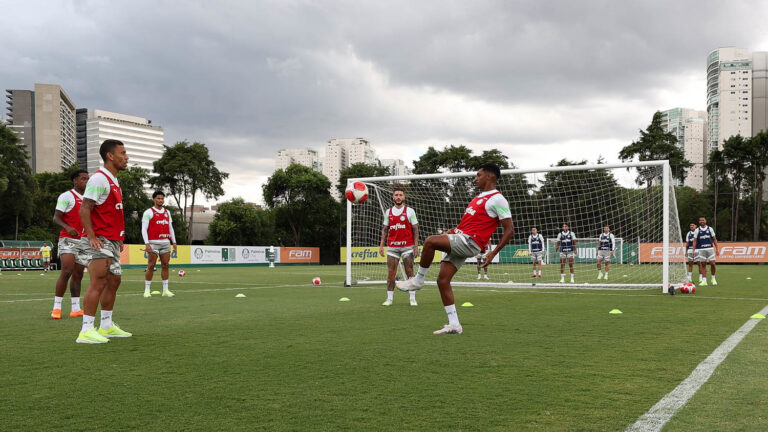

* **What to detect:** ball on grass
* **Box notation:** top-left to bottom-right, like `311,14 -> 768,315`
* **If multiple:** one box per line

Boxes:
312,277 -> 321,285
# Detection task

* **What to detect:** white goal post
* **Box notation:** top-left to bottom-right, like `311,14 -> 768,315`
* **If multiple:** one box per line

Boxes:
345,161 -> 684,291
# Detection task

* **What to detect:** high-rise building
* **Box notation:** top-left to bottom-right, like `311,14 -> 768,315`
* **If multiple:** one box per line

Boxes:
379,158 -> 412,177
79,109 -> 164,175
706,48 -> 752,151
754,51 -> 768,135
322,138 -> 376,199
660,108 -> 708,191
5,84 -> 76,173
275,148 -> 323,172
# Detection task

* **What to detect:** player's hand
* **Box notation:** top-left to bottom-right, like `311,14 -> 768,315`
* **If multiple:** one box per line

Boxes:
480,251 -> 495,268
145,243 -> 152,253
89,236 -> 104,251
66,227 -> 79,237
379,246 -> 385,257
445,228 -> 456,235
413,245 -> 419,258
172,243 -> 177,253
119,241 -> 124,252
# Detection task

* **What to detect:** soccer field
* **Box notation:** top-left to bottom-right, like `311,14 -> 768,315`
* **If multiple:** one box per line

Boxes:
1,265 -> 767,431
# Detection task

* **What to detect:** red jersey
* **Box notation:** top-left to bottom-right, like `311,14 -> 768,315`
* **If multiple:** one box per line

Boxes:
147,207 -> 172,240
387,205 -> 415,247
59,190 -> 85,239
91,170 -> 125,241
456,191 -> 502,251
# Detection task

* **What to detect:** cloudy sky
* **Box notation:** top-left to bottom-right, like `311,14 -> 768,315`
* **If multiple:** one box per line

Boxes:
3,0 -> 768,204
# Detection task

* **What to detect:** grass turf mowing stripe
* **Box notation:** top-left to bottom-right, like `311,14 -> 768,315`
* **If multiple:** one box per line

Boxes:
626,304 -> 768,432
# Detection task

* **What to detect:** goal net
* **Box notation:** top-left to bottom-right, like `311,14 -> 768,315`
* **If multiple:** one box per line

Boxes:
345,161 -> 685,290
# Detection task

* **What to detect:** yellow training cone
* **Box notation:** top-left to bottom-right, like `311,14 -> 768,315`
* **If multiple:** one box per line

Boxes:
339,297 -> 350,302
609,309 -> 623,314
750,313 -> 765,319
461,302 -> 474,307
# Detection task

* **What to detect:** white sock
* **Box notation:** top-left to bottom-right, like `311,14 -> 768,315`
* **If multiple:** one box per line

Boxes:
162,280 -> 169,291
145,280 -> 151,292
560,273 -> 565,278
387,290 -> 394,301
687,272 -> 692,279
71,297 -> 81,312
409,291 -> 416,301
416,266 -> 428,281
53,296 -> 63,310
445,304 -> 460,326
538,270 -> 542,276
81,315 -> 95,332
100,310 -> 113,329
604,272 -> 608,276
571,274 -> 575,280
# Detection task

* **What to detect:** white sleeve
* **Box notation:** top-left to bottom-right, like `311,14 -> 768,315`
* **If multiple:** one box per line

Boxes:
527,235 -> 532,252
556,232 -> 562,241
168,211 -> 177,243
692,228 -> 700,239
55,192 -> 75,213
141,209 -> 152,243
83,174 -> 110,205
407,207 -> 418,225
382,209 -> 388,226
709,228 -> 715,239
485,194 -> 511,219
572,232 -> 577,240
611,233 -> 616,250
541,235 -> 546,252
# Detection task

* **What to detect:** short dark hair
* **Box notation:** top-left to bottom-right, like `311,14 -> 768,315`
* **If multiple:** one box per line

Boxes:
153,191 -> 165,199
562,223 -> 570,228
393,187 -> 405,194
69,169 -> 88,181
99,139 -> 124,162
478,163 -> 501,180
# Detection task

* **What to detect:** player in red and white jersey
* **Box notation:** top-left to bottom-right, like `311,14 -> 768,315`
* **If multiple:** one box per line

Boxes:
378,188 -> 420,306
75,139 -> 131,344
397,163 -> 515,334
50,169 -> 89,320
142,190 -> 178,298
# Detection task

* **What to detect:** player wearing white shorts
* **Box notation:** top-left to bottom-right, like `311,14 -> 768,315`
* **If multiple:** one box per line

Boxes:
528,227 -> 545,278
475,251 -> 489,280
39,242 -> 52,271
50,169 -> 89,319
684,223 -> 697,282
378,188 -> 419,306
691,217 -> 718,286
556,224 -> 577,283
142,191 -> 178,298
596,225 -> 615,280
396,163 -> 514,334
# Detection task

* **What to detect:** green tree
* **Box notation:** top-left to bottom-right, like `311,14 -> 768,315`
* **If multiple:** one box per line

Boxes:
337,162 -> 390,197
263,164 -> 339,262
117,166 -> 154,244
721,135 -> 751,241
151,141 -> 229,243
705,148 -> 729,231
0,124 -> 37,239
207,198 -> 276,246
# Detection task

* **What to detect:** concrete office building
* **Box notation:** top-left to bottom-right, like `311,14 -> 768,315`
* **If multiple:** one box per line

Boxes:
80,109 -> 164,175
323,138 -> 377,199
660,108 -> 708,191
5,84 -> 76,173
706,48 -> 752,150
275,148 -> 323,172
379,158 -> 412,177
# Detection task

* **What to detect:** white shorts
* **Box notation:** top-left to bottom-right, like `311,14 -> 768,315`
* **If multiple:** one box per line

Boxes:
386,246 -> 414,260
695,248 -> 716,263
42,256 -> 51,263
530,251 -> 544,262
597,250 -> 613,262
441,233 -> 482,270
147,240 -> 172,256
560,252 -> 576,260
686,249 -> 694,262
58,237 -> 85,257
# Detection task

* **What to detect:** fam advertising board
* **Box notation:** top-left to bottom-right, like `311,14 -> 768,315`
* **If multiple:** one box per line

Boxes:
639,242 -> 768,263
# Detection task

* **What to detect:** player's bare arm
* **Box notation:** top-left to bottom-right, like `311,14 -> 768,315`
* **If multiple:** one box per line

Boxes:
79,198 -> 103,251
691,238 -> 697,254
412,224 -> 420,258
481,218 -> 514,268
53,210 -> 79,237
713,236 -> 718,254
379,225 -> 387,257
555,240 -> 560,253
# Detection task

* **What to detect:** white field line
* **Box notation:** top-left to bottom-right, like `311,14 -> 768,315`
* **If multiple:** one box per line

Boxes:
626,304 -> 768,432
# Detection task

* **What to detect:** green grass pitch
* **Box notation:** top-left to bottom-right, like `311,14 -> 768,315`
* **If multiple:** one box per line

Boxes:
1,265 -> 767,431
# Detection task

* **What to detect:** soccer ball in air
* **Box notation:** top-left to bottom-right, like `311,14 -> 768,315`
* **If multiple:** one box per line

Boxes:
345,182 -> 369,204
178,270 -> 186,277
312,277 -> 321,285
680,282 -> 696,294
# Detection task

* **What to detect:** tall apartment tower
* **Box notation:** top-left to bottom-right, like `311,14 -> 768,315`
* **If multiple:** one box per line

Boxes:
275,148 -> 323,172
5,84 -> 76,173
323,138 -> 376,199
379,158 -> 412,177
79,109 -> 164,176
706,48 -> 752,150
660,108 -> 708,191
754,51 -> 768,135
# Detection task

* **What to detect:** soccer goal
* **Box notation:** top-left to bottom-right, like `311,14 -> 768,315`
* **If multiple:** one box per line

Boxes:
345,161 -> 685,291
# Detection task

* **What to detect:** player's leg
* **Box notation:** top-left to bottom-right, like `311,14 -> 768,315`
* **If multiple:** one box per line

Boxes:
69,260 -> 84,317
697,259 -> 707,285
686,257 -> 693,282
568,257 -> 575,282
52,253 -> 75,319
383,255 -> 398,305
76,257 -> 110,343
559,256 -> 566,282
434,261 -> 462,334
531,257 -> 537,277
97,270 -> 131,338
160,252 -> 174,297
604,257 -> 611,279
144,252 -> 158,297
596,256 -> 603,279
709,258 -> 717,285
397,234 -> 451,290
402,253 -> 418,305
